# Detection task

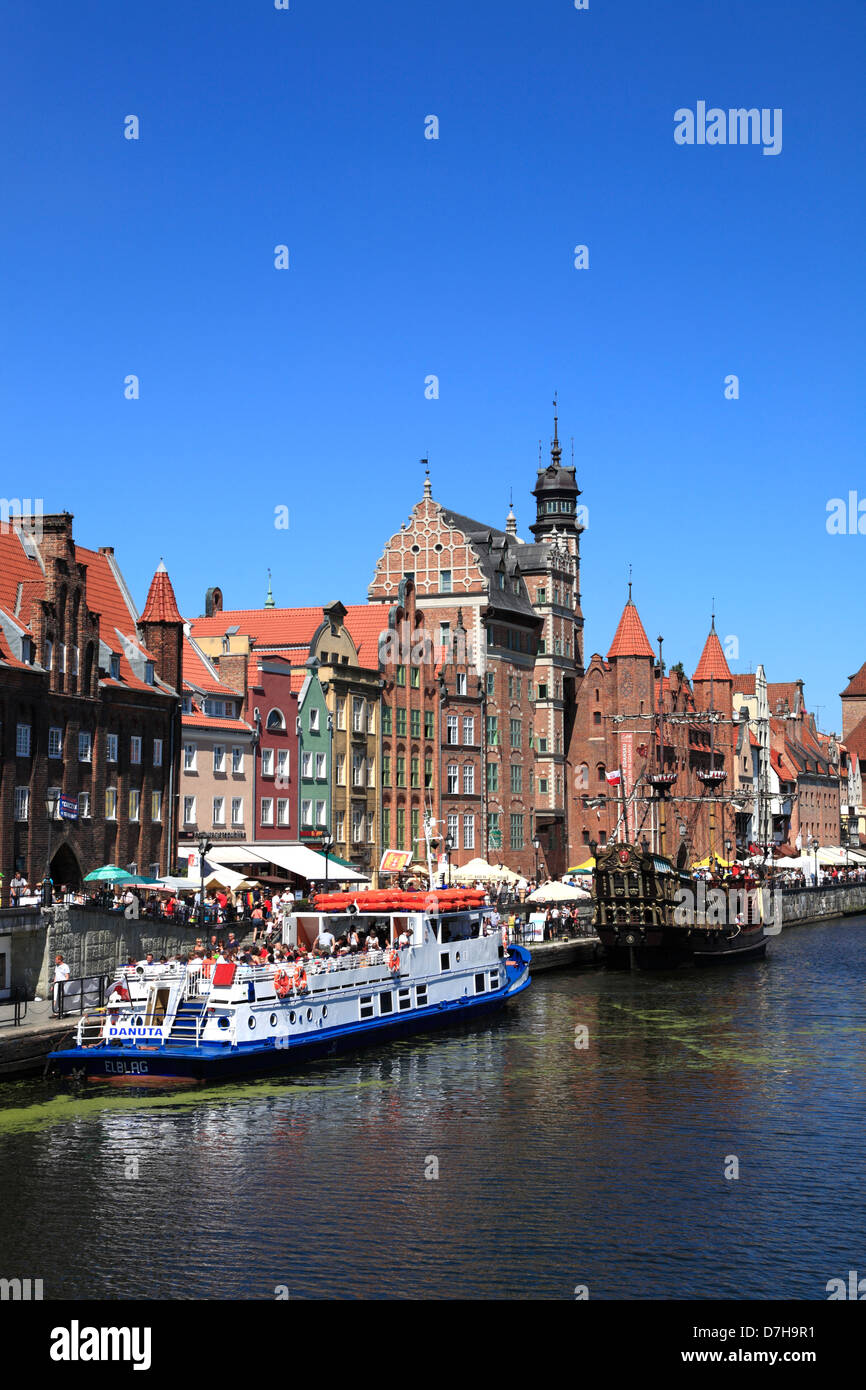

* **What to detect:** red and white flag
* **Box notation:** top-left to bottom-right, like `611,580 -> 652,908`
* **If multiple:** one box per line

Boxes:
605,769 -> 622,786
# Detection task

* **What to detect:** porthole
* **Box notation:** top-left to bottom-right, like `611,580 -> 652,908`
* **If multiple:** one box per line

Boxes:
289,1011 -> 296,1024
306,1008 -> 313,1021
134,1016 -> 143,1027
217,1016 -> 230,1030
455,951 -> 461,962
269,1013 -> 278,1027
248,1016 -> 256,1030
322,1005 -> 328,1018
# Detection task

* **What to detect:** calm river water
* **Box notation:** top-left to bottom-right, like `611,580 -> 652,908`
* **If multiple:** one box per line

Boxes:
0,917 -> 864,1300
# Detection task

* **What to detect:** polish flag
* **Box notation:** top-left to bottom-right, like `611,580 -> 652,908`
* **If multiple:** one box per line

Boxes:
605,769 -> 622,786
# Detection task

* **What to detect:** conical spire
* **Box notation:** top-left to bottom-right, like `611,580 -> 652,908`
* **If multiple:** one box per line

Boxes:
607,590 -> 654,660
694,619 -> 732,682
551,392 -> 562,466
140,559 -> 182,623
264,569 -> 275,609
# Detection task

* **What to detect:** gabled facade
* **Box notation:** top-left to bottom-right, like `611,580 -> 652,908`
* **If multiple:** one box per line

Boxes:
296,662 -> 331,849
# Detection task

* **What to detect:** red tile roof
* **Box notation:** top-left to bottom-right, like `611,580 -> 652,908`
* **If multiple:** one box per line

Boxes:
732,673 -> 756,695
190,607 -> 326,649
607,599 -> 654,660
182,712 -> 253,731
845,716 -> 866,761
694,627 -> 733,682
767,682 -> 802,715
183,637 -> 239,697
0,528 -> 43,632
841,662 -> 866,698
140,561 -> 183,623
344,604 -> 389,667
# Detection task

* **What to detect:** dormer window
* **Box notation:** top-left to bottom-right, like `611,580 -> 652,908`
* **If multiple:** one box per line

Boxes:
145,660 -> 154,684
109,654 -> 121,680
498,573 -> 506,589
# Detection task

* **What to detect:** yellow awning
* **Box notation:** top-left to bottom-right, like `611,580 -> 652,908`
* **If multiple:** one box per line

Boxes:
691,855 -> 734,869
567,858 -> 596,872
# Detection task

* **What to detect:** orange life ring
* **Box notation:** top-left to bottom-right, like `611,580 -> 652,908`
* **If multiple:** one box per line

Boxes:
388,949 -> 400,972
274,970 -> 291,998
293,965 -> 308,993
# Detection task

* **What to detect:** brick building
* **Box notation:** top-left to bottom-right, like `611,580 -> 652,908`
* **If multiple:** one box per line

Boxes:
0,515 -> 181,896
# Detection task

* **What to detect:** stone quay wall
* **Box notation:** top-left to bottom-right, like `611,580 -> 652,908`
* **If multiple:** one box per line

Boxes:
14,906 -> 203,998
778,883 -> 866,925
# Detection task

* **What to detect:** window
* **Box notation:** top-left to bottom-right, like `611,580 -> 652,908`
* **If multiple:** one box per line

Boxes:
538,736 -> 548,753
309,708 -> 320,732
231,797 -> 243,826
424,710 -> 434,739
593,710 -> 602,725
151,790 -> 162,822
316,752 -> 326,779
336,753 -> 346,785
153,738 -> 163,767
537,588 -> 547,604
510,719 -> 522,749
106,733 -> 118,763
48,726 -> 63,758
489,811 -> 501,844
597,764 -> 607,784
396,665 -> 406,687
510,813 -> 525,850
353,698 -> 364,732
336,698 -> 346,730
266,708 -> 285,731
277,798 -> 290,826
14,786 -> 29,821
261,798 -> 274,826
538,684 -> 548,701
410,666 -> 420,689
395,707 -> 407,737
366,810 -> 374,843
396,807 -> 406,848
487,761 -> 499,793
447,763 -> 459,794
366,703 -> 376,734
486,672 -> 495,696
130,736 -> 142,764
183,796 -> 196,824
446,715 -> 458,745
301,751 -> 312,778
539,777 -> 549,794
109,653 -> 120,681
184,742 -> 196,772
336,810 -> 346,843
411,757 -> 420,788
211,745 -> 224,774
316,800 -> 327,827
232,746 -> 244,773
463,715 -> 475,744
463,814 -> 475,850
105,787 -> 118,821
15,723 -> 30,758
78,731 -> 92,762
144,660 -> 154,684
69,645 -> 79,678
447,812 -> 459,843
486,715 -> 499,745
382,705 -> 392,735
410,708 -> 421,739
398,987 -> 412,1012
382,755 -> 391,786
78,791 -> 91,819
301,799 -> 313,827
366,757 -> 375,787
352,807 -> 364,843
440,569 -> 452,593
379,991 -> 393,1015
511,764 -> 522,794
475,972 -> 486,995
411,808 -> 420,849
359,996 -> 375,1020
353,752 -> 364,787
396,756 -> 406,788
439,622 -> 451,653
424,757 -> 433,788
212,796 -> 225,826
463,764 -> 475,795
455,672 -> 467,696
381,807 -> 389,846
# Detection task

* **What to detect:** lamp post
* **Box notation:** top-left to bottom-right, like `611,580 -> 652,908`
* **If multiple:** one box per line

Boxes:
197,834 -> 213,932
444,833 -> 454,886
810,835 -> 819,887
43,791 -> 60,905
322,833 -> 334,889
532,836 -> 540,884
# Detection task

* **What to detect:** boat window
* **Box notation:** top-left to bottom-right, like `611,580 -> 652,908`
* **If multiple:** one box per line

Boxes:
489,970 -> 500,990
269,1013 -> 278,1027
415,984 -> 428,1006
248,1016 -> 256,1029
359,996 -> 374,1020
398,988 -> 411,1012
475,972 -> 485,994
289,1011 -> 296,1024
379,992 -> 393,1015
440,951 -> 451,971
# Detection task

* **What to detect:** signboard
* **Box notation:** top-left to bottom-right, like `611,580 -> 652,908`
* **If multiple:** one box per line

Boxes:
58,796 -> 78,821
380,849 -> 412,873
526,912 -> 546,943
621,732 -> 634,840
488,828 -> 502,849
300,828 -> 329,842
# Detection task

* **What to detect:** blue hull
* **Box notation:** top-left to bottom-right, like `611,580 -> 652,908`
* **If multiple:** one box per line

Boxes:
48,966 -> 531,1083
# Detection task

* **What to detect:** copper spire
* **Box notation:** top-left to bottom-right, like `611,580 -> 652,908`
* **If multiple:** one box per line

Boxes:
551,393 -> 562,466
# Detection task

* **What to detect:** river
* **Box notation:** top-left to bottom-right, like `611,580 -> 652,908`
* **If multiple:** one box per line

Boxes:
0,916 -> 863,1300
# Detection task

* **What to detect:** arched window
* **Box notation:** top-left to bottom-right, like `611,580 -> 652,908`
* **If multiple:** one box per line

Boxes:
266,708 -> 285,732
596,763 -> 606,785
576,763 -> 589,790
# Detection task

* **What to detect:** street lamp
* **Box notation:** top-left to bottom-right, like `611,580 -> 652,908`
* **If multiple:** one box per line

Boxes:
810,835 -> 819,886
532,836 -> 541,883
444,833 -> 454,886
43,791 -> 60,905
197,835 -> 213,932
322,833 -> 334,888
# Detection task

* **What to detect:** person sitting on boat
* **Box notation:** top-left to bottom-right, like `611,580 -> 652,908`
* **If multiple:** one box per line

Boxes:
315,926 -> 335,955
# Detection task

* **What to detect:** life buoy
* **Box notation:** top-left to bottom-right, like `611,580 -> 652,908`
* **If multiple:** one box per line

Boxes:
293,965 -> 308,993
274,970 -> 291,998
388,949 -> 400,972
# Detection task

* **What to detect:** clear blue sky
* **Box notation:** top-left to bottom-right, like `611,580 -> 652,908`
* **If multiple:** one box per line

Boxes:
2,1 -> 863,730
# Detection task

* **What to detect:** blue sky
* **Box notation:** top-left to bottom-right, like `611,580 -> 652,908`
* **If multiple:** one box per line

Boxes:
2,1 -> 863,728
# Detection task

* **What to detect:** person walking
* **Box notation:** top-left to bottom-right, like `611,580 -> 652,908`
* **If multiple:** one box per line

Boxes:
52,953 -> 71,1015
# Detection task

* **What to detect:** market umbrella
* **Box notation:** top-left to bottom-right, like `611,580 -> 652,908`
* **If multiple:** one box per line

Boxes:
527,880 -> 592,903
84,865 -> 136,883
